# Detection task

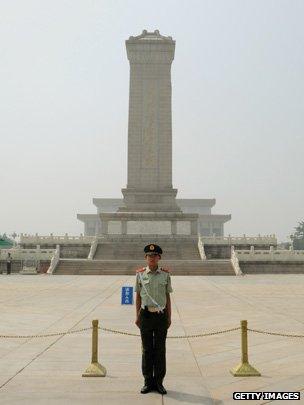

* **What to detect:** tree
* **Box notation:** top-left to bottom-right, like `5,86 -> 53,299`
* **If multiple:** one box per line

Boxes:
290,220 -> 304,250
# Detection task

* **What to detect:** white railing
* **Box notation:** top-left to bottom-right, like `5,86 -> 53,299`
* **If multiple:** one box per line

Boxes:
0,246 -> 55,261
201,234 -> 277,245
20,233 -> 94,244
47,245 -> 60,274
197,235 -> 206,260
88,237 -> 98,260
230,246 -> 243,276
235,246 -> 304,262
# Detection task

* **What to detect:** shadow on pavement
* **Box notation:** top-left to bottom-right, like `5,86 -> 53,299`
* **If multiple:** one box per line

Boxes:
166,390 -> 222,404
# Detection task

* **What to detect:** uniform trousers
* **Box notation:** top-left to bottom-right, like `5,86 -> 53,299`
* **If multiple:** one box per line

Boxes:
139,307 -> 168,385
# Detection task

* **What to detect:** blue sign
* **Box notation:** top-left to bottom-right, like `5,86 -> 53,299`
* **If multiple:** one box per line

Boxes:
121,286 -> 134,305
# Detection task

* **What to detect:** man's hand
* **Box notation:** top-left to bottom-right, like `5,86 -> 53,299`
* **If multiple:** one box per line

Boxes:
135,317 -> 141,328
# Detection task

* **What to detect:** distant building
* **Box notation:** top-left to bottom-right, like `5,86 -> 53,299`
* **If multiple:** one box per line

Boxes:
0,235 -> 14,249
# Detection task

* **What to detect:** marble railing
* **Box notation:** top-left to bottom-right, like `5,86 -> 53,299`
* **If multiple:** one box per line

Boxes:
201,234 -> 277,245
230,246 -> 243,275
20,233 -> 94,244
0,247 -> 55,261
197,236 -> 206,260
47,245 -> 60,274
235,246 -> 304,262
88,237 -> 98,260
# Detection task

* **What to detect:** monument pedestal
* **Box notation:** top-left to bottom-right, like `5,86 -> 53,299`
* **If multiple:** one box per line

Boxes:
119,188 -> 181,212
99,212 -> 198,236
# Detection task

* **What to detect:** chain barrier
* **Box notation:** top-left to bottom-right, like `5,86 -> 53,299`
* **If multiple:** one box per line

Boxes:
2,325 -> 304,340
248,328 -> 304,338
0,326 -> 92,339
98,326 -> 241,338
0,326 -> 240,339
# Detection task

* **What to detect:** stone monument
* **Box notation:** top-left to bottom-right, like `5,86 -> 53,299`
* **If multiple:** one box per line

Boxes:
120,30 -> 179,213
78,30 -> 231,237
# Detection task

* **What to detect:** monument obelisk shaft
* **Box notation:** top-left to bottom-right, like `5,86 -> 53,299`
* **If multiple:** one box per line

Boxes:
120,30 -> 181,212
78,30 -> 229,238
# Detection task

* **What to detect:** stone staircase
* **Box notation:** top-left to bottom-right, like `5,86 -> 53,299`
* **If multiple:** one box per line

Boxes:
94,238 -> 201,260
54,259 -> 235,276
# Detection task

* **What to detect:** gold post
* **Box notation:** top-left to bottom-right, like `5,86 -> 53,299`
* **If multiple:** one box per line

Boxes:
241,319 -> 248,364
82,320 -> 107,377
92,319 -> 98,363
230,320 -> 261,377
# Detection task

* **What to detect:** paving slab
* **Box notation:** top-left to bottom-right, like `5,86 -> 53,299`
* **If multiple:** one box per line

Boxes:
0,274 -> 304,404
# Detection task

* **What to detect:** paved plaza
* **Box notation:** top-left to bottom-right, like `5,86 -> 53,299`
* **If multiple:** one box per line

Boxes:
0,274 -> 304,404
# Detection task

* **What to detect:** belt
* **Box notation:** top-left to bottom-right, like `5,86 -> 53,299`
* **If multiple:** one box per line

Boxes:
147,306 -> 165,313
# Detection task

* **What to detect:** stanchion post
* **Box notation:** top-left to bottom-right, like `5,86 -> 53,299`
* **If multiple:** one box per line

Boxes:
82,320 -> 107,377
230,320 -> 261,377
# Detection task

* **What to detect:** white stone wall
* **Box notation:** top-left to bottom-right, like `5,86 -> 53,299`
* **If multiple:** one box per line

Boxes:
108,221 -> 122,234
176,221 -> 191,235
127,221 -> 171,235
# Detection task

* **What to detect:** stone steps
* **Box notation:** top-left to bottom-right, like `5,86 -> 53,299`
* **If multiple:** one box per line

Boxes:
54,259 -> 235,276
94,239 -> 201,260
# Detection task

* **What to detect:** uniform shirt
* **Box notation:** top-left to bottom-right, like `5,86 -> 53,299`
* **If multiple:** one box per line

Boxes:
134,266 -> 173,309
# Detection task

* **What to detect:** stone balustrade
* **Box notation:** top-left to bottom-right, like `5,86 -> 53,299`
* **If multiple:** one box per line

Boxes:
197,236 -> 206,260
235,246 -> 304,262
47,245 -> 60,274
230,246 -> 243,275
88,237 -> 98,260
0,246 -> 55,261
201,234 -> 277,245
20,233 -> 94,244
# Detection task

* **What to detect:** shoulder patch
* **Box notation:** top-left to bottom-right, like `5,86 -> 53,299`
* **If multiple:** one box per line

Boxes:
161,267 -> 171,274
136,267 -> 145,273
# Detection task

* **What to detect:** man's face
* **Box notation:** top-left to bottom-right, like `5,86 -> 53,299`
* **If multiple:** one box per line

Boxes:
145,253 -> 160,267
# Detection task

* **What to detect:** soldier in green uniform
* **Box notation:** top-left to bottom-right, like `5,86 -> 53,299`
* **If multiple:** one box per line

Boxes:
134,244 -> 173,395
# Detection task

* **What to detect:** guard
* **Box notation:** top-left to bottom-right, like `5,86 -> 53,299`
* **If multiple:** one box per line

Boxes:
134,244 -> 173,395
6,252 -> 12,275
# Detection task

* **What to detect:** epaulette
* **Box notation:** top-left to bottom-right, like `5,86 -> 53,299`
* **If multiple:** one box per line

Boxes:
136,267 -> 145,273
160,267 -> 171,274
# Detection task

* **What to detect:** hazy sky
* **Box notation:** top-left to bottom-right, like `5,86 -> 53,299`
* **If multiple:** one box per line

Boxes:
1,0 -> 303,242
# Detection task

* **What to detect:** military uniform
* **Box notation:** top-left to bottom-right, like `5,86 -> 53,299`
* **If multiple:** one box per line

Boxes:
134,244 -> 173,393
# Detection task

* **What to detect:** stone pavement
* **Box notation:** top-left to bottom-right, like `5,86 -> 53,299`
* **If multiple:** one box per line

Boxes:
0,274 -> 304,404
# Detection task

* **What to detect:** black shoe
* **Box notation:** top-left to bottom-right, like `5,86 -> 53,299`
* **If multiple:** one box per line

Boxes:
140,384 -> 153,394
155,382 -> 167,395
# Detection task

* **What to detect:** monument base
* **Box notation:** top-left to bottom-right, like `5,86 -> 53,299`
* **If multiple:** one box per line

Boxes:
119,188 -> 182,212
98,211 -> 198,236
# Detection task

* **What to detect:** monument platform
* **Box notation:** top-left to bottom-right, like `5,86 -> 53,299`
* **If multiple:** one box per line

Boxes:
1,274 -> 304,404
